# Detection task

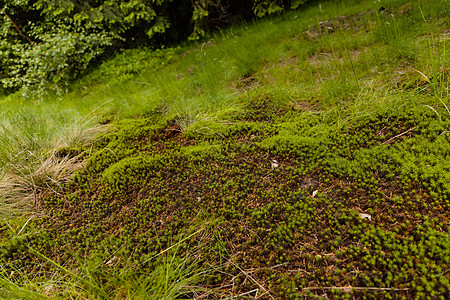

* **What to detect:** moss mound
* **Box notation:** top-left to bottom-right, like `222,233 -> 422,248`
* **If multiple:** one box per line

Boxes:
3,101 -> 449,299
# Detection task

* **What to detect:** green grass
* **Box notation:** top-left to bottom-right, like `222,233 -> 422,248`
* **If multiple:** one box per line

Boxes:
0,219 -> 214,299
1,0 -> 449,298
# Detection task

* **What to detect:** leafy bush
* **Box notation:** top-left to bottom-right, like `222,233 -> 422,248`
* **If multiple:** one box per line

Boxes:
1,24 -> 115,98
253,0 -> 308,17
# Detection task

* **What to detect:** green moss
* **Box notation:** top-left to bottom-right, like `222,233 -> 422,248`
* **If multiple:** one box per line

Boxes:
101,154 -> 166,191
182,143 -> 224,161
182,121 -> 231,141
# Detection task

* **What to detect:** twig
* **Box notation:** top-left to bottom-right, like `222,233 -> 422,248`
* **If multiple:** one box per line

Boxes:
268,262 -> 289,270
243,262 -> 290,275
302,286 -> 409,292
382,127 -> 416,145
228,260 -> 275,300
232,288 -> 259,298
2,11 -> 35,45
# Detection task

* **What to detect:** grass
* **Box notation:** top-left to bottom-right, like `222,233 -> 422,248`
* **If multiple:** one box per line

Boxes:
0,217 -> 215,299
0,0 -> 449,298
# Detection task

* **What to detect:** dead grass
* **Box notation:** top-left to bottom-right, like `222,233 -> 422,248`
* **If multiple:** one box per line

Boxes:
0,124 -> 110,218
0,153 -> 84,218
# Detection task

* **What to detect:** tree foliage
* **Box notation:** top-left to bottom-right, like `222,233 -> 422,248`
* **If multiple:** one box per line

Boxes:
0,0 -> 309,98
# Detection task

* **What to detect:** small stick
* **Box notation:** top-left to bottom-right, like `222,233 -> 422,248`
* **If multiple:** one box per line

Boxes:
228,260 -> 275,300
233,288 -> 259,298
268,262 -> 289,270
382,127 -> 416,145
302,286 -> 409,291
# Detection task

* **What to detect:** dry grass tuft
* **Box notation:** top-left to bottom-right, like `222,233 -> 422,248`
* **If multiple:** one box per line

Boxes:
0,153 -> 84,218
0,124 -> 110,219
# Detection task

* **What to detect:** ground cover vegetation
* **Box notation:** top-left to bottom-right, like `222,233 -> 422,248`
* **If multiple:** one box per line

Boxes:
0,0 -> 450,298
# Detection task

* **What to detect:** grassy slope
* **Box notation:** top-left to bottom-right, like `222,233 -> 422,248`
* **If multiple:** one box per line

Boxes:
1,0 -> 450,298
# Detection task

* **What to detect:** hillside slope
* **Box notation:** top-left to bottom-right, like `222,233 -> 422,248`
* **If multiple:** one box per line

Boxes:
1,0 -> 449,299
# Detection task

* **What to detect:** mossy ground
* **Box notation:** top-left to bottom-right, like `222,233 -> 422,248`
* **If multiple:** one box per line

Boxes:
1,0 -> 450,299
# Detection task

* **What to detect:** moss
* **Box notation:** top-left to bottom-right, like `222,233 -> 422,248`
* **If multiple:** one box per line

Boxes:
181,143 -> 224,161
101,154 -> 166,192
85,147 -> 132,174
182,121 -> 231,141
261,133 -> 329,161
240,91 -> 291,122
183,119 -> 275,142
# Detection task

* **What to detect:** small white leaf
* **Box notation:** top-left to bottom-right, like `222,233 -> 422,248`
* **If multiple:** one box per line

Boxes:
359,213 -> 372,220
271,160 -> 279,169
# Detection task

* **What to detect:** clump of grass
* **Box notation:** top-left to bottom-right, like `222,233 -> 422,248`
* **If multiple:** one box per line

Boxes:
0,108 -> 109,218
0,154 -> 83,218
